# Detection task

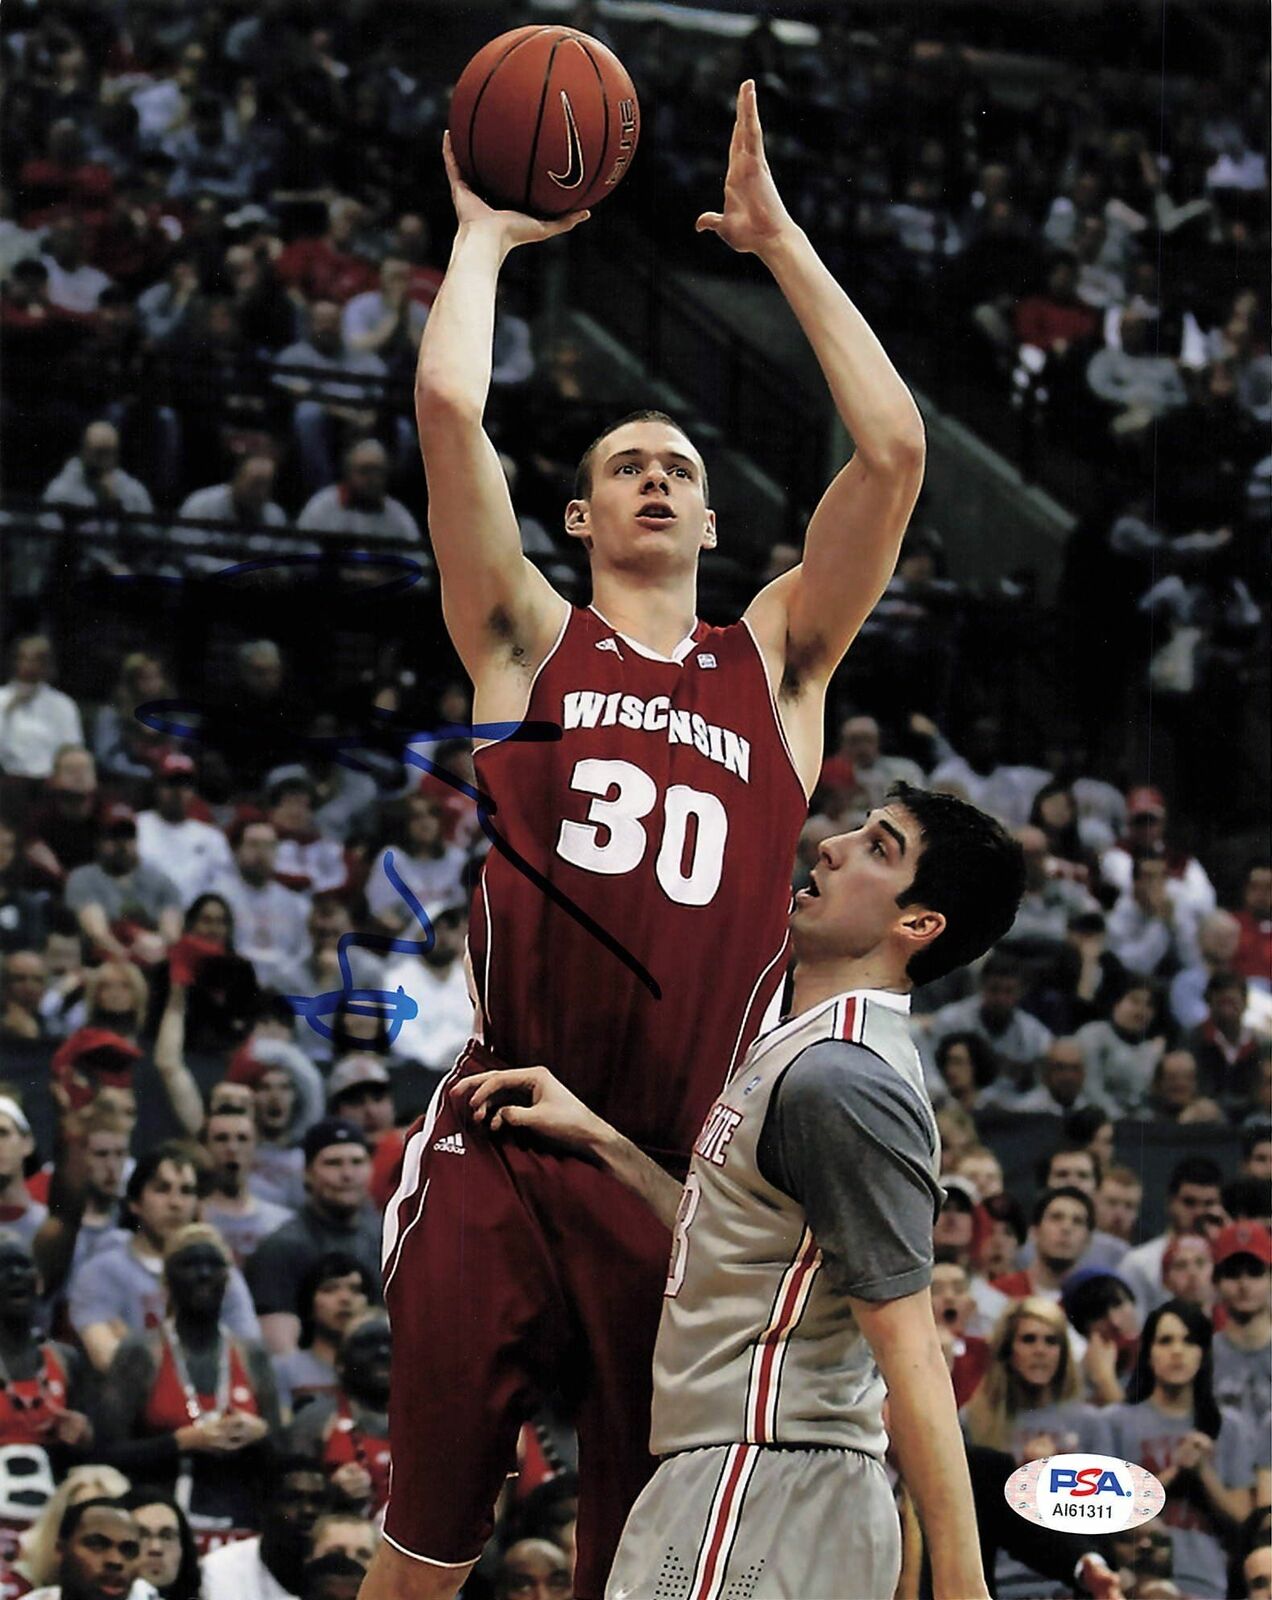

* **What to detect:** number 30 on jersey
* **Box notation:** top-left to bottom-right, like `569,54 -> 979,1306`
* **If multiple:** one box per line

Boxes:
555,758 -> 728,908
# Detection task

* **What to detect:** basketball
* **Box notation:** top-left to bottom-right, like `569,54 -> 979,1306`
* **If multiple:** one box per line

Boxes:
449,26 -> 641,218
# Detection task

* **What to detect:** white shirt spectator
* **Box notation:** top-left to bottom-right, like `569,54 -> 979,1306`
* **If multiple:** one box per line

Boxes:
38,252 -> 111,314
0,681 -> 84,777
210,872 -> 311,991
341,288 -> 428,346
1100,844 -> 1217,922
365,844 -> 466,926
928,755 -> 1050,828
923,994 -> 1055,1077
200,1535 -> 297,1600
382,951 -> 475,1072
43,456 -> 154,518
296,485 -> 421,546
1106,889 -> 1201,976
135,809 -> 234,908
273,338 -> 387,404
491,311 -> 534,386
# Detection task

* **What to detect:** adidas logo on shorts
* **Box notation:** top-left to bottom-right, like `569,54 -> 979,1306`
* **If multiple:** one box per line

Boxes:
432,1132 -> 466,1155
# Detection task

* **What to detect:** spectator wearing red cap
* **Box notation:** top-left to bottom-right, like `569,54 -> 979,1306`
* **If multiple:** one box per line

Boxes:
244,1120 -> 382,1357
1232,863 -> 1272,991
1100,786 -> 1218,925
136,755 -> 232,909
1210,1222 -> 1272,1420
64,806 -> 182,965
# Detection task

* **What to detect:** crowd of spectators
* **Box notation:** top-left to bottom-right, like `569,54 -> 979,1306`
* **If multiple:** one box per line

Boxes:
0,2 -> 1269,1599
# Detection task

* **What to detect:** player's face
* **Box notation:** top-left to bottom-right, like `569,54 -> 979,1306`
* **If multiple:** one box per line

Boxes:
790,806 -> 935,964
568,421 -> 715,570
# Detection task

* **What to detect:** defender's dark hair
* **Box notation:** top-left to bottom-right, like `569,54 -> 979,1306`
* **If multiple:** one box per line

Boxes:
1127,1298 -> 1221,1438
888,782 -> 1026,986
573,409 -> 708,503
1031,1184 -> 1095,1230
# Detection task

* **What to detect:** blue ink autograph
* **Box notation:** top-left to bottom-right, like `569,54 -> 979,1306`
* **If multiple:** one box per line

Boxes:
119,552 -> 662,1039
284,849 -> 428,1046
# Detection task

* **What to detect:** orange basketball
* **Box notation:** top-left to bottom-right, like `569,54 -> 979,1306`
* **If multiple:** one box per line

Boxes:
449,26 -> 641,218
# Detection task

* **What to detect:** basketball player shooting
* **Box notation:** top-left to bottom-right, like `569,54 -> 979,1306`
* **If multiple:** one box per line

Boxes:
368,82 -> 927,1600
458,788 -> 1030,1600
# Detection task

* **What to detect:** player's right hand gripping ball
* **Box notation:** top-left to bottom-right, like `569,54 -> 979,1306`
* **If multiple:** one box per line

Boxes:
449,26 -> 640,217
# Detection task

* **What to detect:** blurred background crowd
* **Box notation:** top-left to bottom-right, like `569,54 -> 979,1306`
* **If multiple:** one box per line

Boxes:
0,0 -> 1268,1597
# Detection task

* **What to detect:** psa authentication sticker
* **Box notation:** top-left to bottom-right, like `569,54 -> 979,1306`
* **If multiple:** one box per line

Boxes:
1005,1453 -> 1165,1533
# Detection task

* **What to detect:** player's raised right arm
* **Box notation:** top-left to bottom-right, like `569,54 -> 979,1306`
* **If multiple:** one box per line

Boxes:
415,136 -> 586,681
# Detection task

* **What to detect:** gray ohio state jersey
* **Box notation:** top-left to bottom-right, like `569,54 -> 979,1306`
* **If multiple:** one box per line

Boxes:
651,990 -> 942,1459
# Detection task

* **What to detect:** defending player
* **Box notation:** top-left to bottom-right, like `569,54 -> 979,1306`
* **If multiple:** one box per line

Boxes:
459,788 -> 1029,1600
369,83 -> 927,1600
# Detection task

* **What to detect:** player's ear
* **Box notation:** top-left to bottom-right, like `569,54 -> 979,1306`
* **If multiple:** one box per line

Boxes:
565,498 -> 591,546
700,508 -> 718,550
897,905 -> 944,955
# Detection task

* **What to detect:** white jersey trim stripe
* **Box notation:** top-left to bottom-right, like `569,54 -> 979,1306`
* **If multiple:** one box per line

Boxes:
686,1443 -> 760,1600
723,932 -> 791,1088
380,1529 -> 479,1569
382,1058 -> 458,1288
744,1224 -> 823,1443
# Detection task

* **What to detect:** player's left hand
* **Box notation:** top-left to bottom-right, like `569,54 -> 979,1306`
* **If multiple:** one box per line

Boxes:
456,1065 -> 609,1152
696,80 -> 796,258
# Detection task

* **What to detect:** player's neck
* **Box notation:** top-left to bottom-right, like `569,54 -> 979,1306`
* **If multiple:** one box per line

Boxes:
789,957 -> 910,1021
590,573 -> 698,658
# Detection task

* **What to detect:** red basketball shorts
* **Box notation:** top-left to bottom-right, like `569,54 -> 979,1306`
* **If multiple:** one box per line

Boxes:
380,1045 -> 670,1600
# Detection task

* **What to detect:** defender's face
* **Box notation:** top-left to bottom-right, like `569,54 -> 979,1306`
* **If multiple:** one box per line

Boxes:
568,421 -> 714,570
790,806 -> 929,963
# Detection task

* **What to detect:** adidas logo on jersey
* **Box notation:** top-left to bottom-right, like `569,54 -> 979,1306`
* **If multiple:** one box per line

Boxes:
697,653 -> 717,669
595,637 -> 621,655
432,1132 -> 466,1155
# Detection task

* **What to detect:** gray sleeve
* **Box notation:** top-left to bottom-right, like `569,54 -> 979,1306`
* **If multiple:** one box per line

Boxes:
64,865 -> 104,912
758,1040 -> 943,1303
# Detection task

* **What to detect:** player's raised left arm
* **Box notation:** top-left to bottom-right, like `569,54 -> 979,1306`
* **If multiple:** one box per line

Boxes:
701,84 -> 925,686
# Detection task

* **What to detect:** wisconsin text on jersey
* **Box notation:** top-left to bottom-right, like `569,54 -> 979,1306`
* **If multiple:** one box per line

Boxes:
562,692 -> 752,783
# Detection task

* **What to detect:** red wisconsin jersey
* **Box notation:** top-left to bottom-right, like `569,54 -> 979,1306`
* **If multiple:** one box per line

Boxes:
470,604 -> 807,1161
